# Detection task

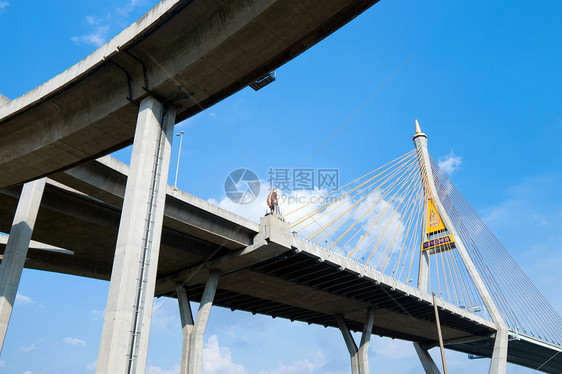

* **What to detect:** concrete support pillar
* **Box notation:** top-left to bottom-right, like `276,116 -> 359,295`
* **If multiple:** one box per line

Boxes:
413,342 -> 441,374
336,314 -> 360,374
177,284 -> 194,374
336,309 -> 374,374
188,270 -> 220,374
96,97 -> 175,374
358,308 -> 375,374
0,178 -> 46,354
489,328 -> 508,374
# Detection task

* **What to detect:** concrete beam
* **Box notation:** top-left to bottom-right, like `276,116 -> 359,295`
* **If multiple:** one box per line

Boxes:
188,270 -> 220,374
49,156 -> 259,249
414,342 -> 441,374
96,97 -> 175,373
336,314 -> 360,374
156,214 -> 291,295
0,178 -> 46,353
0,233 -> 73,256
177,284 -> 194,374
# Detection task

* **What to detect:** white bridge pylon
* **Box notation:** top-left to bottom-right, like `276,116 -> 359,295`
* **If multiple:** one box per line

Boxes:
285,121 -> 562,373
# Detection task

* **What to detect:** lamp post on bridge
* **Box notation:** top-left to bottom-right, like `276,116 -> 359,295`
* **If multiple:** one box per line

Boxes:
174,131 -> 184,189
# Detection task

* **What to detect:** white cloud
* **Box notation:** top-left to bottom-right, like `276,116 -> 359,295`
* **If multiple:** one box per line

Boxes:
71,0 -> 150,48
517,234 -> 562,312
258,360 -> 315,374
371,338 -> 416,359
481,174 -> 561,229
438,150 -> 462,174
151,298 -> 179,332
117,0 -> 147,17
23,371 -> 32,374
202,335 -> 246,374
258,351 -> 326,374
208,179 -> 270,223
19,343 -> 36,352
471,174 -> 562,337
63,337 -> 86,347
147,364 -> 180,374
86,360 -> 97,371
231,98 -> 244,111
15,292 -> 32,305
71,25 -> 109,48
90,309 -> 105,321
0,1 -> 8,10
129,0 -> 146,8
532,213 -> 548,226
281,188 -> 409,272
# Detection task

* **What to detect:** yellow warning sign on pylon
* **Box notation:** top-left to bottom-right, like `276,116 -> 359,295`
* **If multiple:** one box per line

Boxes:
426,198 -> 446,235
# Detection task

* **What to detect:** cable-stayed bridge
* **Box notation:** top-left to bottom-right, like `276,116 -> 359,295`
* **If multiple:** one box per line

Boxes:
0,1 -> 560,373
283,122 -> 562,372
0,124 -> 560,373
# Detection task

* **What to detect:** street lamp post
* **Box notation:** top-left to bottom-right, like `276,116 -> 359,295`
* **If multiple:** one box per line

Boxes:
174,131 -> 184,189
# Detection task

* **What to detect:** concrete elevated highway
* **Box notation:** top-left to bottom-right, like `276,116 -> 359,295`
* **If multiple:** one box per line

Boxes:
0,0 -> 379,189
1,157 -> 560,372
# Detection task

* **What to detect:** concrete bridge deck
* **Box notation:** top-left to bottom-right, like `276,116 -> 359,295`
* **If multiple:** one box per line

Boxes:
0,157 -> 257,280
0,0 -> 379,189
2,157 -> 561,372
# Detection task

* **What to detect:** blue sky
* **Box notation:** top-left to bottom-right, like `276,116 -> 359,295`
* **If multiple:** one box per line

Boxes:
1,0 -> 562,373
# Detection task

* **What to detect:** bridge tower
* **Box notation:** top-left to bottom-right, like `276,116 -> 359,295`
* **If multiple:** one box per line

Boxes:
413,120 -> 508,373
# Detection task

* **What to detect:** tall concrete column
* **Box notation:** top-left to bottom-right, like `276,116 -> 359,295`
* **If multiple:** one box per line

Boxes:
188,270 -> 220,374
336,314 -> 360,374
413,342 -> 441,374
412,121 -> 508,374
0,178 -> 46,353
96,97 -> 175,374
177,284 -> 194,374
357,308 -> 375,374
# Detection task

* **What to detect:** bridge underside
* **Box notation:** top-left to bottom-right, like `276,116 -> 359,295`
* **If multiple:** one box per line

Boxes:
0,0 -> 379,189
159,249 -> 495,341
449,338 -> 562,374
5,158 -> 561,373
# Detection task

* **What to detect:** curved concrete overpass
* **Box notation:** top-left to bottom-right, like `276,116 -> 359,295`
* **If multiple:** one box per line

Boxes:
0,0 -> 379,189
